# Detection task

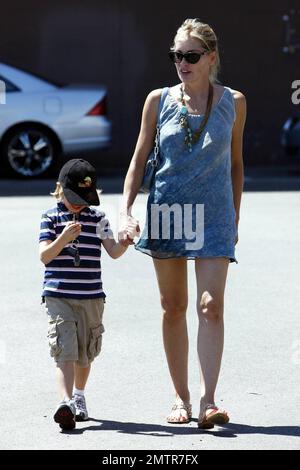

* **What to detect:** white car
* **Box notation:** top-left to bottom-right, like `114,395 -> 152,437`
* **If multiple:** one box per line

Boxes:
0,63 -> 112,177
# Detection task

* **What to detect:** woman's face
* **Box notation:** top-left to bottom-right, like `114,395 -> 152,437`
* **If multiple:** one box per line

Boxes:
173,34 -> 215,85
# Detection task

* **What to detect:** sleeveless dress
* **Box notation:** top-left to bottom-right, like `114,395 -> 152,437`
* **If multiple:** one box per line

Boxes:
135,85 -> 238,264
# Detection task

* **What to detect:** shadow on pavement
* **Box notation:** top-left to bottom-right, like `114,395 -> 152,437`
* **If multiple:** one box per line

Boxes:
208,422 -> 300,439
61,418 -> 300,439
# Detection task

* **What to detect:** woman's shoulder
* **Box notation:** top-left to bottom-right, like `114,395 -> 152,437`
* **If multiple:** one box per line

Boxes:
144,88 -> 163,110
147,88 -> 165,100
225,86 -> 246,102
224,87 -> 247,122
147,87 -> 172,102
144,87 -> 170,115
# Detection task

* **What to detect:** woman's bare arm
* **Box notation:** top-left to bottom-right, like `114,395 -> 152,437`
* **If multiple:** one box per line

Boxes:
231,90 -> 247,225
121,89 -> 162,216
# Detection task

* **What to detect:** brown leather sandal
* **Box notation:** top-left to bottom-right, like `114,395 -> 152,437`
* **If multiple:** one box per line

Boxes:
198,404 -> 229,429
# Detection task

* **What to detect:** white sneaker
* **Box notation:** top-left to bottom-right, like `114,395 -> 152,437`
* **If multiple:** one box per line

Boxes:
53,399 -> 76,430
73,394 -> 88,421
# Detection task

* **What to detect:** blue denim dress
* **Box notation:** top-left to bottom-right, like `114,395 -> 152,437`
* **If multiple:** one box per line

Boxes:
135,86 -> 238,263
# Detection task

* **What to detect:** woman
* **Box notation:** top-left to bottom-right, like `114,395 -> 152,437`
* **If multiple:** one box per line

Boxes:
119,18 -> 246,429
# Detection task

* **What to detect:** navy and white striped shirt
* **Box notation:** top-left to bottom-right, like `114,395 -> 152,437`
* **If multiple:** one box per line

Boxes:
39,202 -> 112,299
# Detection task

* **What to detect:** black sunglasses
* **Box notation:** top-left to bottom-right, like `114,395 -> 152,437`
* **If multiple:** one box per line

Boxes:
168,50 -> 207,64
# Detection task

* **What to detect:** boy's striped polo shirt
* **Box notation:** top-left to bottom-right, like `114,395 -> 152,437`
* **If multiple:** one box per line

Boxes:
39,201 -> 112,299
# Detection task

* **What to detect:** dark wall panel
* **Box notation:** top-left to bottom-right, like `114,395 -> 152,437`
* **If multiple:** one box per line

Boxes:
0,0 -> 299,171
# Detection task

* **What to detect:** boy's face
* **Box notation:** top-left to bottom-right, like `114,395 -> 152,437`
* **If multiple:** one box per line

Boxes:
63,197 -> 87,213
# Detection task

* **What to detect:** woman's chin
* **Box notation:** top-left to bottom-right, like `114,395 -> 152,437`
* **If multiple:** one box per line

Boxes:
178,72 -> 193,82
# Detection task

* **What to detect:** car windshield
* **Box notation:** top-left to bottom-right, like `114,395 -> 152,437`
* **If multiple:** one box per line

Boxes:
10,63 -> 66,87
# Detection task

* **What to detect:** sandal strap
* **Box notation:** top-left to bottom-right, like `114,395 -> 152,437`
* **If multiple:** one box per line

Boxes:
205,403 -> 218,410
199,404 -> 228,420
172,403 -> 192,410
171,402 -> 192,415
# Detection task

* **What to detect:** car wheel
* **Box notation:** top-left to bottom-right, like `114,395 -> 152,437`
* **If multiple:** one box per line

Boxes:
1,126 -> 59,177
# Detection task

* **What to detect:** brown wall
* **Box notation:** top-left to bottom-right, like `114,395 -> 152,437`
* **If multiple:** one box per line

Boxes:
1,0 -> 300,172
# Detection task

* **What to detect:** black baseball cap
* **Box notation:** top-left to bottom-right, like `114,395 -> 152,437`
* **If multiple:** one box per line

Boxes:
58,158 -> 100,206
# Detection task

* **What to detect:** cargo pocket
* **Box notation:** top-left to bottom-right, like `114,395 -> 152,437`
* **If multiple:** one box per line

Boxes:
47,321 -> 62,358
88,324 -> 105,360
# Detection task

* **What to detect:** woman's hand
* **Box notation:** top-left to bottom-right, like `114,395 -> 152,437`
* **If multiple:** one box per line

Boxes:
126,217 -> 140,241
118,213 -> 140,246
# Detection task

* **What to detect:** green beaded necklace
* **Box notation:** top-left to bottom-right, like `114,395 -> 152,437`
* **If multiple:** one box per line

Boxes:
179,83 -> 214,152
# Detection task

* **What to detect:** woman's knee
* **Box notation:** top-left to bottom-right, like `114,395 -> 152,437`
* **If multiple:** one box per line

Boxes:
197,291 -> 224,322
161,297 -> 188,321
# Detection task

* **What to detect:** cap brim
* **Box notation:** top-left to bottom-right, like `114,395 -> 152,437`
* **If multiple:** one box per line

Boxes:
63,187 -> 100,206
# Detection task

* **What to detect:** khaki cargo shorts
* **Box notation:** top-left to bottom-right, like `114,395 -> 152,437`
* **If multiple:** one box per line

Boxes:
45,296 -> 105,368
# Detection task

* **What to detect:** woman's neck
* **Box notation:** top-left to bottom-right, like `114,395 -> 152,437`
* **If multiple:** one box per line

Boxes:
181,77 -> 211,100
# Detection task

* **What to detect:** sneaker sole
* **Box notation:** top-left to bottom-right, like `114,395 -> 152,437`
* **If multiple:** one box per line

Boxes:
54,405 -> 75,430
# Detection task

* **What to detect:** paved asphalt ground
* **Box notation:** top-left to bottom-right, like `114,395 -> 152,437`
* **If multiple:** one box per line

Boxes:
1,177 -> 300,450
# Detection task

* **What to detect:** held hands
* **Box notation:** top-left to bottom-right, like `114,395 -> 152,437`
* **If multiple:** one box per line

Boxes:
118,214 -> 140,247
61,221 -> 82,243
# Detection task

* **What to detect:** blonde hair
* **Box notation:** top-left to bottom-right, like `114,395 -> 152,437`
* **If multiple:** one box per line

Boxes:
50,181 -> 102,202
51,182 -> 64,200
172,18 -> 220,83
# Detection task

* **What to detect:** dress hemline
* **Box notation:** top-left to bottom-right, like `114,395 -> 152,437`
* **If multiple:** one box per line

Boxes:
134,245 -> 238,264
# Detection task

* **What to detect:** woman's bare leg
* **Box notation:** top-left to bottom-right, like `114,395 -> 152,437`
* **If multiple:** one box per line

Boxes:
153,257 -> 190,422
195,257 -> 229,418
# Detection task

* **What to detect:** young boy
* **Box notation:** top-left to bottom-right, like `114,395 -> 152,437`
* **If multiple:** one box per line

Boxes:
39,158 -> 137,430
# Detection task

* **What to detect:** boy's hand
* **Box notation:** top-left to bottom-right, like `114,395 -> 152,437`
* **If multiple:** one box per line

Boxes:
119,238 -> 133,247
61,221 -> 82,243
